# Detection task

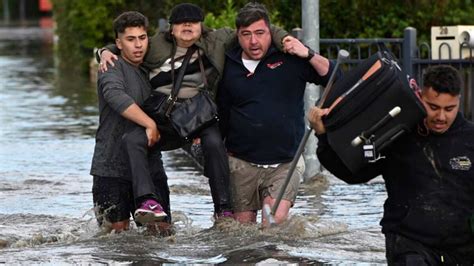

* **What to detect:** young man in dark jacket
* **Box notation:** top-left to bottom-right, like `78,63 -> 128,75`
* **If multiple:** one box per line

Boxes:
217,2 -> 334,226
308,65 -> 474,264
91,11 -> 167,233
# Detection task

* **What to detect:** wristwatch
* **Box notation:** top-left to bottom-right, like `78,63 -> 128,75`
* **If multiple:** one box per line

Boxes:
306,46 -> 316,61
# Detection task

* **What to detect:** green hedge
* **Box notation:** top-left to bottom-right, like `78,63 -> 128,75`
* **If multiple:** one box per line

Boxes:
52,0 -> 164,73
52,0 -> 474,74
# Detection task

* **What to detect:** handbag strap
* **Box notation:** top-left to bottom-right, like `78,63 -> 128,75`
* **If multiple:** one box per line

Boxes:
164,45 -> 198,116
169,45 -> 198,100
197,49 -> 208,88
169,54 -> 187,88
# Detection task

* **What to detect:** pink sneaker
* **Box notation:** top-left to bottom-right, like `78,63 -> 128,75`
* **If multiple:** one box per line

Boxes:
134,199 -> 167,224
214,210 -> 234,220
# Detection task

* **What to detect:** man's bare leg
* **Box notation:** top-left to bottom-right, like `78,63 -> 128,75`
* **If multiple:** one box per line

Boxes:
262,196 -> 291,227
234,211 -> 257,224
109,220 -> 130,233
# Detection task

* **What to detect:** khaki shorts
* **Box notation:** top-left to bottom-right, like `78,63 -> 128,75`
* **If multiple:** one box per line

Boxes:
228,155 -> 304,212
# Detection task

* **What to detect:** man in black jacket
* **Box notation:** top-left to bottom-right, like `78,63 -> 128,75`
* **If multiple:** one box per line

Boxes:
308,65 -> 474,264
217,2 -> 333,226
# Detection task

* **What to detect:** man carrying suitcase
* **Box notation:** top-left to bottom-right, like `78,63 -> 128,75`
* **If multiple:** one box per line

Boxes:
308,65 -> 474,265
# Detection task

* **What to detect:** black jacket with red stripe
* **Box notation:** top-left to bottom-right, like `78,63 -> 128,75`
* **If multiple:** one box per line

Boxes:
218,44 -> 333,164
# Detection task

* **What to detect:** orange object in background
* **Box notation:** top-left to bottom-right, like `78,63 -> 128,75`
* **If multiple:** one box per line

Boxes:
39,0 -> 53,12
40,17 -> 54,28
39,0 -> 54,29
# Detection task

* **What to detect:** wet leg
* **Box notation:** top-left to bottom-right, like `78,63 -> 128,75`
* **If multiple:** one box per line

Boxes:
262,196 -> 291,227
110,220 -> 130,233
234,211 -> 257,224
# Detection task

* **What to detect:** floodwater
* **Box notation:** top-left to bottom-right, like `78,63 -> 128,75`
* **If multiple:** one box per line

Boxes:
0,27 -> 387,264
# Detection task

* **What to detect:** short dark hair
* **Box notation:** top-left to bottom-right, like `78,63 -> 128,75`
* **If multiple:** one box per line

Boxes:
235,2 -> 270,29
113,11 -> 149,38
422,65 -> 462,96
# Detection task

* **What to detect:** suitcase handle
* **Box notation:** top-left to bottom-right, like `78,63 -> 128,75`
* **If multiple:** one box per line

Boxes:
351,106 -> 401,147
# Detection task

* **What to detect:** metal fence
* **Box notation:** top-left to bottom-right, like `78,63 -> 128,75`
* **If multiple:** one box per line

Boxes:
294,27 -> 474,120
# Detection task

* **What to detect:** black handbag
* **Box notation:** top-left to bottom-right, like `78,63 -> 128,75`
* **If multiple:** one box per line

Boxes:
143,45 -> 218,142
143,92 -> 170,125
169,90 -> 218,140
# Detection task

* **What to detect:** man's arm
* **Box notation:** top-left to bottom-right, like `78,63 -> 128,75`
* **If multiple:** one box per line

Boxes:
96,44 -> 120,72
308,106 -> 380,184
270,25 -> 289,51
316,133 -> 378,184
99,68 -> 159,146
96,43 -> 120,62
282,35 -> 330,76
121,103 -> 160,147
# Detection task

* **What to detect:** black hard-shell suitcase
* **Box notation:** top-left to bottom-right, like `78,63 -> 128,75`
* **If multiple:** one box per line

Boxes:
322,51 -> 426,174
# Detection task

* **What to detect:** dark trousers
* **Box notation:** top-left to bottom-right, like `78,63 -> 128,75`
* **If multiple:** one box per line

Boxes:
122,126 -> 171,222
122,123 -> 231,218
199,123 -> 232,213
385,233 -> 474,265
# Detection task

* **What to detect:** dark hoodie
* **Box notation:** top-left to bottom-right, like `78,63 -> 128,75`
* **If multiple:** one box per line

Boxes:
317,112 -> 474,247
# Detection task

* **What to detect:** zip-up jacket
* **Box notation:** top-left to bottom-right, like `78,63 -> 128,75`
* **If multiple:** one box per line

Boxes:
317,113 -> 474,247
218,44 -> 333,164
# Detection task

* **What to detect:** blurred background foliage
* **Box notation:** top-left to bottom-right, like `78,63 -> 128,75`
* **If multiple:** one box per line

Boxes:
50,0 -> 474,74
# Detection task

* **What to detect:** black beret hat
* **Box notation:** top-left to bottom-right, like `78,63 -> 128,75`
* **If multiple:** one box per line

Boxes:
169,3 -> 204,24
